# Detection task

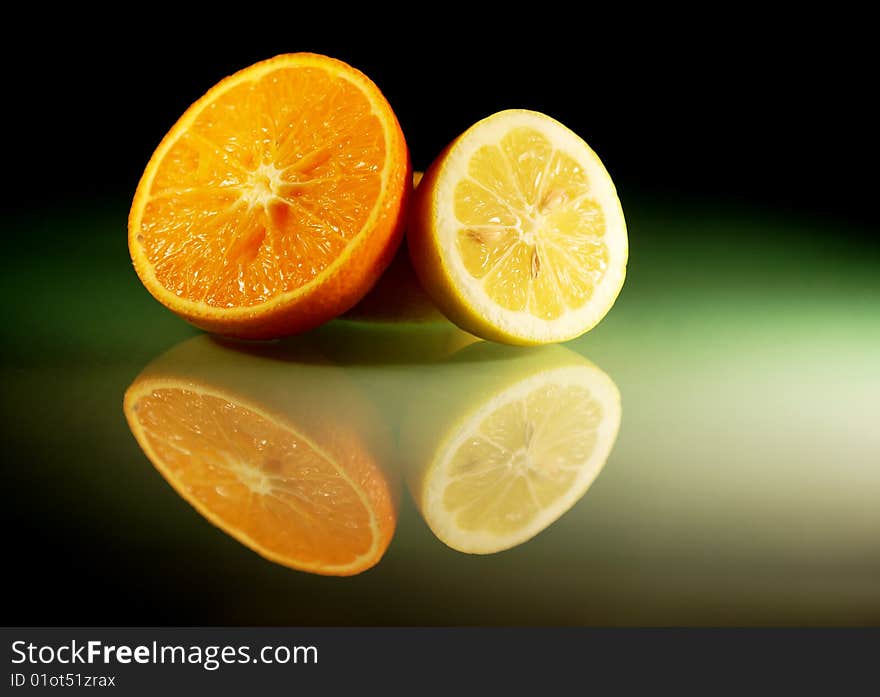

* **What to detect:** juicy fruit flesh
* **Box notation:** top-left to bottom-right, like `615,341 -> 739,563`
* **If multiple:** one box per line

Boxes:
131,387 -> 374,566
139,67 -> 386,308
443,381 -> 602,535
455,127 -> 608,319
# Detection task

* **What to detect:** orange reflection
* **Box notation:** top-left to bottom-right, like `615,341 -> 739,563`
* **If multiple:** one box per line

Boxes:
124,335 -> 396,576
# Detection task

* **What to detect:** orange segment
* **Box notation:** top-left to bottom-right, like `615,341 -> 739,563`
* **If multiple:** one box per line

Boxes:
123,336 -> 397,576
129,53 -> 410,338
127,383 -> 386,573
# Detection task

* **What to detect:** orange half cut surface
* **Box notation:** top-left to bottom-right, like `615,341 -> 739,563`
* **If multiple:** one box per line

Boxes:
123,337 -> 397,575
129,53 -> 410,339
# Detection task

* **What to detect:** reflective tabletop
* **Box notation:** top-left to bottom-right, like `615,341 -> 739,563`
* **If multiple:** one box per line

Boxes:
4,201 -> 878,625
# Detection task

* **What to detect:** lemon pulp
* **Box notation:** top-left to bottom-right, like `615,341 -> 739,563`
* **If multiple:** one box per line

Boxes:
455,126 -> 609,320
421,362 -> 620,553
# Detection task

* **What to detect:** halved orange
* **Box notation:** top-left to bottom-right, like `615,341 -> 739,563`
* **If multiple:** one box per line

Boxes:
124,336 -> 397,575
129,53 -> 410,339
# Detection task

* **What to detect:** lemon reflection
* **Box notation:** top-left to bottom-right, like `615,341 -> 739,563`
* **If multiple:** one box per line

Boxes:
123,335 -> 397,577
401,342 -> 621,554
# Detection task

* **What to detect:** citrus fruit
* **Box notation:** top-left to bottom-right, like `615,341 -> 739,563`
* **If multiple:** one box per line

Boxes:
129,53 -> 410,339
123,336 -> 397,575
403,343 -> 620,553
408,109 -> 627,345
344,171 -> 445,323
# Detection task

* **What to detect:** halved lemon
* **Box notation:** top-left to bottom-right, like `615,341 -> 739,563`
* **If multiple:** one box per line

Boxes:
408,109 -> 627,345
403,344 -> 620,553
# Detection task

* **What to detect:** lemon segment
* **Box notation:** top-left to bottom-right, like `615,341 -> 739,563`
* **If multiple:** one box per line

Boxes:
410,109 -> 627,345
418,361 -> 620,553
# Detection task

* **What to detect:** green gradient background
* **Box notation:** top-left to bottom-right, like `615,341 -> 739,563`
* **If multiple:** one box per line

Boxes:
3,197 -> 878,625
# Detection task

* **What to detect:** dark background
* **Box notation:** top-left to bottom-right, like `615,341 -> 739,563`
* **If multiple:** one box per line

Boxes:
6,21 -> 878,230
